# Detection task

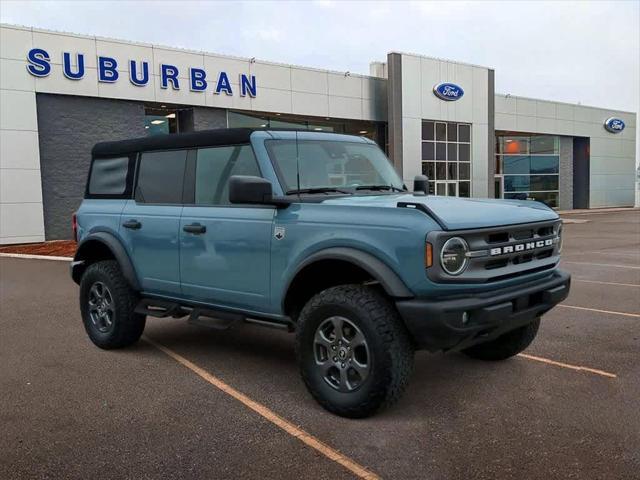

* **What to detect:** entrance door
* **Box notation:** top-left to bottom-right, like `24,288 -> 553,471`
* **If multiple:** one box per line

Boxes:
179,144 -> 273,312
120,149 -> 187,296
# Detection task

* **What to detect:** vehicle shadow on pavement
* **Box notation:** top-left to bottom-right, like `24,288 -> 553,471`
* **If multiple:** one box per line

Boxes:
129,316 -> 528,421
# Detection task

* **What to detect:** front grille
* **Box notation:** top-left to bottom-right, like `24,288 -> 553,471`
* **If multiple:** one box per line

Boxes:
427,219 -> 562,284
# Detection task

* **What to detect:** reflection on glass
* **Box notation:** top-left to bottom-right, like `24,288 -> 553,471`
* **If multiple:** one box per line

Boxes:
422,122 -> 434,141
459,143 -> 470,162
447,143 -> 457,161
459,181 -> 470,197
458,124 -> 471,143
503,155 -> 530,175
530,155 -> 559,173
447,123 -> 458,142
530,135 -> 559,154
447,162 -> 457,180
422,142 -> 435,160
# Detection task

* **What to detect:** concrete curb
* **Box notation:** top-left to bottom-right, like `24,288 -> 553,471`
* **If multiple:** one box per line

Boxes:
558,207 -> 639,215
0,253 -> 72,262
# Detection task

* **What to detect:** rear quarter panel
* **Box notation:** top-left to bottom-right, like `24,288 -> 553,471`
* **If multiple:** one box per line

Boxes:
76,199 -> 128,243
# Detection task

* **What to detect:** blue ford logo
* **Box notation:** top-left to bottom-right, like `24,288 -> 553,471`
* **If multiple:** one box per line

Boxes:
433,83 -> 464,101
604,117 -> 625,133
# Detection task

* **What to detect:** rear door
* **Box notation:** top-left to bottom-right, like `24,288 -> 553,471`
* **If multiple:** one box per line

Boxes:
120,149 -> 187,296
179,144 -> 274,312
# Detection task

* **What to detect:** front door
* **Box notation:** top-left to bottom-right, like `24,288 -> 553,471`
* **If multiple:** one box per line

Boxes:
120,149 -> 187,296
179,144 -> 273,312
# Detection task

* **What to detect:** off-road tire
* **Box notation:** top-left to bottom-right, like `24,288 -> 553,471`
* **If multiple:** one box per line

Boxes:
462,318 -> 540,361
80,260 -> 145,349
296,285 -> 414,418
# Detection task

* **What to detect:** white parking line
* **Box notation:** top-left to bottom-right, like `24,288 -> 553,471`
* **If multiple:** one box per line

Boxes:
143,336 -> 381,480
518,353 -> 617,378
558,304 -> 640,318
562,261 -> 640,270
573,278 -> 639,288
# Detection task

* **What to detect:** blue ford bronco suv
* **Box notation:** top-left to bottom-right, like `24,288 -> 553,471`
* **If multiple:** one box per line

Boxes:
71,128 -> 570,418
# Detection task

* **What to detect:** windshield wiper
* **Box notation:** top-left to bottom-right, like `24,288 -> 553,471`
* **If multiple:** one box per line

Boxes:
354,185 -> 406,192
286,187 -> 354,195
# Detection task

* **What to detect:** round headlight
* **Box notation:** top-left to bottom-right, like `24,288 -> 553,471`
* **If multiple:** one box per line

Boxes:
440,237 -> 469,275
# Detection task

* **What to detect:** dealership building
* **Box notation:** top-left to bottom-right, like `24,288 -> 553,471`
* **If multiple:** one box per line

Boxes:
0,23 -> 637,244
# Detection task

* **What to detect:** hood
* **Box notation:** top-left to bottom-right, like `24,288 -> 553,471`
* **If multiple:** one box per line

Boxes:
321,193 -> 559,230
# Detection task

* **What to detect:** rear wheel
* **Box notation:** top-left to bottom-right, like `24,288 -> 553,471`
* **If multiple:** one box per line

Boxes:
80,260 -> 145,349
296,285 -> 414,418
462,318 -> 540,361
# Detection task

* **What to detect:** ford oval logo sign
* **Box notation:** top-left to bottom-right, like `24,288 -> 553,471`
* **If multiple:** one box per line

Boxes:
604,117 -> 625,133
433,83 -> 464,101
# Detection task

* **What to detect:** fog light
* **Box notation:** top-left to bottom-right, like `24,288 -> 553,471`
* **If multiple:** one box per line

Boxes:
462,311 -> 469,325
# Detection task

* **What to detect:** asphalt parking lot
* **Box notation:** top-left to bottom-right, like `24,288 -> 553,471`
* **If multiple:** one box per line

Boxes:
1,209 -> 639,480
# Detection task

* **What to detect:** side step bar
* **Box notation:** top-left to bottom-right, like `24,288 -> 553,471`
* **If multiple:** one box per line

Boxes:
134,298 -> 294,331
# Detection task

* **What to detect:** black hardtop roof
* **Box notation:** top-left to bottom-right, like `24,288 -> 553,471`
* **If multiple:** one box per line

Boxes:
92,128 -> 264,157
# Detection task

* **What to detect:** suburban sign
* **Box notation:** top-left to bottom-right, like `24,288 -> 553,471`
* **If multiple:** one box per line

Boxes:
25,48 -> 257,97
433,82 -> 464,101
604,117 -> 625,134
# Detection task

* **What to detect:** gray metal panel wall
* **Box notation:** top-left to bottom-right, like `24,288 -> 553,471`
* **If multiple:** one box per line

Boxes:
36,94 -> 146,240
487,70 -> 495,197
559,136 -> 574,210
386,53 -> 403,176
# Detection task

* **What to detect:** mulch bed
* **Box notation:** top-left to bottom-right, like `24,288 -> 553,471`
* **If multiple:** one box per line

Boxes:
0,240 -> 77,257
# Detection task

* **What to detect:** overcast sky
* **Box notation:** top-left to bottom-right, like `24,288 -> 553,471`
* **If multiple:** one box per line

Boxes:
1,0 -> 638,113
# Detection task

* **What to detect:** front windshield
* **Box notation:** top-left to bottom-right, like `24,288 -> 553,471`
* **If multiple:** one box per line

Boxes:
265,139 -> 405,193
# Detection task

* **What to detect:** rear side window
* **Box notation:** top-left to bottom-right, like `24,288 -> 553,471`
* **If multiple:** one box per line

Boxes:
135,150 -> 187,204
88,156 -> 130,196
194,145 -> 260,205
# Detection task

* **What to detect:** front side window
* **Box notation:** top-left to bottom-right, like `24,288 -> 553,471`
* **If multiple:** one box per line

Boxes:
265,140 -> 403,193
135,150 -> 187,203
195,145 -> 260,205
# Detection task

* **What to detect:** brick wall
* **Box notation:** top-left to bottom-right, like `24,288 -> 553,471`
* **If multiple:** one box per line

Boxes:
36,94 -> 146,240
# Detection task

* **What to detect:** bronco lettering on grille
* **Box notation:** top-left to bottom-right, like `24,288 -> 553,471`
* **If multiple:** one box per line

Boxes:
489,238 -> 555,256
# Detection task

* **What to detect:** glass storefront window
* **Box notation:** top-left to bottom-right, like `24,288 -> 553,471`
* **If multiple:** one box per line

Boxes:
144,107 -> 178,136
227,111 -> 383,147
503,155 -> 530,175
421,120 -> 472,197
530,135 -> 559,154
530,155 -> 559,174
496,134 -> 561,208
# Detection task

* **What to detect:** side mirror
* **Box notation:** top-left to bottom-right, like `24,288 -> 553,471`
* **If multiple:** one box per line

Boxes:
413,174 -> 429,195
228,175 -> 290,207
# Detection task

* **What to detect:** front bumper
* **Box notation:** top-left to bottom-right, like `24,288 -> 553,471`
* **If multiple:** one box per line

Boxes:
396,270 -> 571,352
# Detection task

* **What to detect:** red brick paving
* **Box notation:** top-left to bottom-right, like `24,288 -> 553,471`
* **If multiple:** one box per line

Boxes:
0,240 -> 76,257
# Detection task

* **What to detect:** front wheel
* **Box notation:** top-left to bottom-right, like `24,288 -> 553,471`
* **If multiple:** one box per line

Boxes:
295,285 -> 414,418
462,318 -> 540,361
80,260 -> 145,349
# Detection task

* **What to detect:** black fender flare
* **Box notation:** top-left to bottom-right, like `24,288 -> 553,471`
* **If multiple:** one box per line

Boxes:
72,231 -> 140,290
283,247 -> 414,308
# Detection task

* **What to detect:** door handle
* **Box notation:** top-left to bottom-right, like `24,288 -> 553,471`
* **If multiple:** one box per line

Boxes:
122,219 -> 142,230
183,223 -> 206,234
